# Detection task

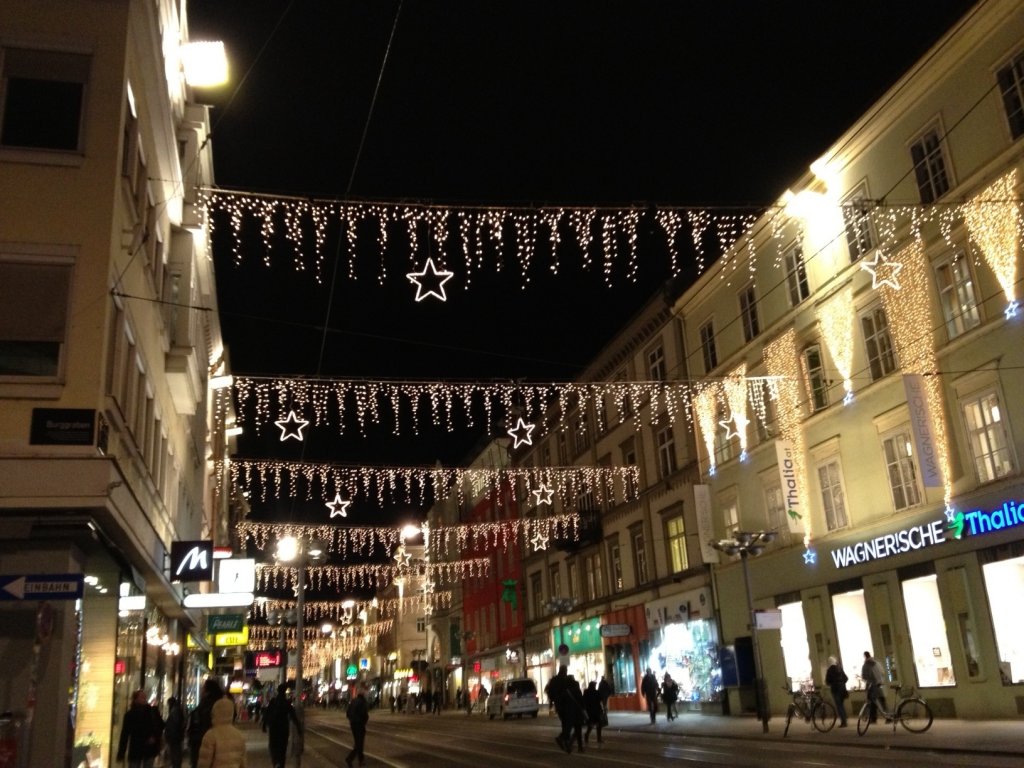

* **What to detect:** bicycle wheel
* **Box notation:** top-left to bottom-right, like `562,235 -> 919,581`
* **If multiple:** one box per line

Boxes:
897,698 -> 933,733
856,703 -> 872,736
812,699 -> 837,732
783,703 -> 796,737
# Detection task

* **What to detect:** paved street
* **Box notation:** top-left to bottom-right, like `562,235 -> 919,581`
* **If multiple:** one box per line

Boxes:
235,707 -> 1024,767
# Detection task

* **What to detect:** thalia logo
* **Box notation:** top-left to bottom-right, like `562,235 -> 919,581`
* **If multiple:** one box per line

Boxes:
947,499 -> 1024,540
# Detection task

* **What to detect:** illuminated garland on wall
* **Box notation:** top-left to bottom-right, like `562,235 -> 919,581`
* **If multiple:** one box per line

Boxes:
248,620 -> 392,648
816,285 -> 856,403
230,458 -> 639,508
878,240 -> 953,503
251,592 -> 453,623
961,169 -> 1021,317
255,557 -> 491,592
722,364 -> 750,459
693,383 -> 723,476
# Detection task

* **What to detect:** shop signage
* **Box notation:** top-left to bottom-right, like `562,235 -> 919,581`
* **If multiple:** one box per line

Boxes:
208,613 -> 245,633
360,657 -> 370,670
213,626 -> 249,647
0,573 -> 84,601
830,519 -> 945,568
29,408 -> 95,446
253,650 -> 282,667
346,664 -> 358,677
949,499 -> 1024,540
170,540 -> 214,582
774,440 -> 805,533
218,559 -> 255,593
903,375 -> 942,487
599,623 -> 631,638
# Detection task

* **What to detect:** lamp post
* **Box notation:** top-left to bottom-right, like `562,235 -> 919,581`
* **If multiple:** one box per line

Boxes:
276,536 -> 325,767
710,530 -> 776,734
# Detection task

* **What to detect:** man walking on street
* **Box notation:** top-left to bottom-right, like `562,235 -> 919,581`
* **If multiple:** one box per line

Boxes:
345,681 -> 370,767
641,668 -> 660,723
862,651 -> 887,723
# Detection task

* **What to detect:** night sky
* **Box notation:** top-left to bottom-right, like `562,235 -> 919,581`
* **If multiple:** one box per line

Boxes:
187,1 -> 977,525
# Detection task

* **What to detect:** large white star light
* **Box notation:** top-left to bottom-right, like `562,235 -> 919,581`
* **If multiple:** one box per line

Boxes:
861,252 -> 904,291
325,494 -> 352,519
530,529 -> 549,552
532,483 -> 554,506
507,417 -> 535,449
407,257 -> 454,302
274,410 -> 309,441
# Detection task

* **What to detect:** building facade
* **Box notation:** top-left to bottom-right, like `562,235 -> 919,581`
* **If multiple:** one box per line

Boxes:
0,1 -> 232,765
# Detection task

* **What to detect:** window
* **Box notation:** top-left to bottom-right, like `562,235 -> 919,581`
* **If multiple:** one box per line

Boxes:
817,459 -> 848,531
803,345 -> 830,412
861,307 -> 897,381
981,554 -> 1024,684
416,616 -> 426,633
647,343 -> 666,381
567,560 -> 579,601
935,252 -> 981,340
910,127 -> 950,204
0,257 -> 73,377
699,319 -> 717,373
1,48 -> 90,151
571,411 -> 590,455
997,51 -> 1024,140
584,552 -> 605,600
616,369 -> 634,421
631,525 -> 650,585
655,424 -> 677,479
549,564 -> 561,598
754,378 -> 778,443
784,245 -> 810,306
843,193 -> 875,261
721,499 -> 739,538
620,436 -> 637,466
608,540 -> 623,593
962,390 -> 1015,483
557,431 -> 569,464
738,283 -> 760,342
763,484 -> 791,546
713,404 -> 737,465
902,574 -> 955,687
881,431 -> 922,511
666,514 -> 688,573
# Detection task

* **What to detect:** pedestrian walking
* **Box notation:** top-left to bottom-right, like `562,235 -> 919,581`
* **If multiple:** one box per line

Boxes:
582,680 -> 605,745
554,674 -> 586,754
188,678 -> 224,768
196,698 -> 246,768
345,681 -> 370,767
116,689 -> 165,768
262,684 -> 301,768
163,696 -> 185,768
861,651 -> 887,723
661,673 -> 679,721
641,668 -> 660,723
825,656 -> 849,727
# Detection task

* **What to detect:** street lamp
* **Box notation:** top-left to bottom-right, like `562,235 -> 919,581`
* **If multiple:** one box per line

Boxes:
710,530 -> 776,734
275,536 -> 325,767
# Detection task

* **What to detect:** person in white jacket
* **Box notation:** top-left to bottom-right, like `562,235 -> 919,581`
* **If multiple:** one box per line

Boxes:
197,697 -> 247,768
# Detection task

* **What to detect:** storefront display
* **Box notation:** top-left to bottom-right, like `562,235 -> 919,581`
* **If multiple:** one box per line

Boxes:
645,619 -> 722,704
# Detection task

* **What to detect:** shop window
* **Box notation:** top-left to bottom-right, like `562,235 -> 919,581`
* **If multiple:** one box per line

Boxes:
778,601 -> 812,688
961,389 -> 1015,483
645,619 -> 722,704
666,514 -> 688,573
861,306 -> 897,381
880,430 -> 922,511
0,257 -> 73,378
935,251 -> 981,340
831,589 -> 871,689
1,47 -> 89,151
982,555 -> 1024,684
607,643 -> 637,695
816,459 -> 849,531
901,574 -> 955,687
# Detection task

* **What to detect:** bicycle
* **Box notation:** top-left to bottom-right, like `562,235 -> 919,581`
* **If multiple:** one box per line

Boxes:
856,683 -> 933,735
782,686 -> 837,737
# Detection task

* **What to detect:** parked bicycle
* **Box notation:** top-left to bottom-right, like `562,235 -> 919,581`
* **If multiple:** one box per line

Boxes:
856,683 -> 933,735
782,685 -> 837,736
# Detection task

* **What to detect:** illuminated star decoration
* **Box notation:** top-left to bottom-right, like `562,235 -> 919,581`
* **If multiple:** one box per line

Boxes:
507,417 -> 536,448
860,253 -> 904,290
530,529 -> 549,552
532,483 -> 554,506
393,545 -> 411,569
406,257 -> 454,302
325,494 -> 352,519
1005,300 -> 1020,320
803,549 -> 817,565
274,410 -> 309,441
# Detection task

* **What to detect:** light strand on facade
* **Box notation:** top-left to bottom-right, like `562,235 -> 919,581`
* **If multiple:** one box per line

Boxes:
962,169 -> 1021,318
816,285 -> 856,403
255,557 -> 491,592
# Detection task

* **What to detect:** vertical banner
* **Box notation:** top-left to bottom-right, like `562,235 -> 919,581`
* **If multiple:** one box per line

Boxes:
774,440 -> 805,534
694,484 -> 719,563
903,374 -> 942,487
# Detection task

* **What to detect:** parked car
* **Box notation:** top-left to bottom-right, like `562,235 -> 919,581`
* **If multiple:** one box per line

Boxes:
486,681 -> 503,718
496,678 -> 540,719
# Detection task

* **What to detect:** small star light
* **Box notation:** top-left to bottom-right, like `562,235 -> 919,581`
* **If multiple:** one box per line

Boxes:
507,417 -> 535,448
861,253 -> 904,290
803,548 -> 817,565
1005,300 -> 1020,320
530,530 -> 549,552
407,257 -> 454,302
325,494 -> 351,519
274,410 -> 309,441
532,483 -> 554,506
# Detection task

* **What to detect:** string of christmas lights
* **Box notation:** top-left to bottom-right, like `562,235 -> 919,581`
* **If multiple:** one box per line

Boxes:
230,458 -> 640,509
255,557 -> 491,592
248,620 -> 392,649
251,592 -> 453,622
961,169 -> 1020,317
816,285 -> 856,402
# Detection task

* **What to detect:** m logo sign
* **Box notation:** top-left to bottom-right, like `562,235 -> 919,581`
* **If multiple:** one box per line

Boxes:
170,540 -> 214,582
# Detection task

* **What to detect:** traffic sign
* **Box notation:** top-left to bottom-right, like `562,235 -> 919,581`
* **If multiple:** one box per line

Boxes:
0,574 -> 84,601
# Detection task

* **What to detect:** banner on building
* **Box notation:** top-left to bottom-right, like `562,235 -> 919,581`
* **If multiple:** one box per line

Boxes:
693,485 -> 719,563
903,373 -> 942,488
774,441 -> 805,534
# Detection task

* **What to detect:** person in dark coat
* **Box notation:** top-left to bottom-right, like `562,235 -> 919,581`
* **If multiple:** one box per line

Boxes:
263,684 -> 301,768
188,678 -> 224,768
345,682 -> 370,767
582,680 -> 605,744
163,696 -> 185,768
661,673 -> 680,721
597,675 -> 613,712
553,673 -> 586,754
825,656 -> 849,727
640,668 -> 660,723
116,688 -> 164,768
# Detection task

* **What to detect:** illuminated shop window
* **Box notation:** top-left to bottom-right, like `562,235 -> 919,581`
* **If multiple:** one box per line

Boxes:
831,590 -> 872,688
778,601 -> 812,688
981,555 -> 1024,684
901,574 -> 955,687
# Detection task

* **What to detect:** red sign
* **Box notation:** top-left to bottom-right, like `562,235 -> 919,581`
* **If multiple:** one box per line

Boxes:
254,650 -> 282,668
114,659 -> 126,675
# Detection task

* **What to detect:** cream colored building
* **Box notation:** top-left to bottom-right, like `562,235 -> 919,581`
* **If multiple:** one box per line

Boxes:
0,0 -> 233,763
675,0 -> 1024,719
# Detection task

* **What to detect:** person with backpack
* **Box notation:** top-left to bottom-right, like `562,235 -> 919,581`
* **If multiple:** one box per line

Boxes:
116,689 -> 164,768
188,678 -> 224,768
262,683 -> 301,768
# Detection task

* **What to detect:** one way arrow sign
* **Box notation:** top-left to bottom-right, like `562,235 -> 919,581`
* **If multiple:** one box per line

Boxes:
0,574 -> 84,601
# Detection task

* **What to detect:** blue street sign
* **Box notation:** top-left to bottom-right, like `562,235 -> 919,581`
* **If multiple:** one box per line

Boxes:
0,573 -> 84,601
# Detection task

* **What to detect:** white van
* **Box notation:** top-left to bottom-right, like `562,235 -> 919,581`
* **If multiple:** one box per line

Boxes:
496,678 -> 540,719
